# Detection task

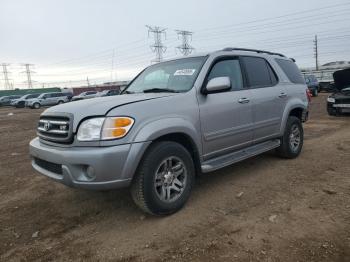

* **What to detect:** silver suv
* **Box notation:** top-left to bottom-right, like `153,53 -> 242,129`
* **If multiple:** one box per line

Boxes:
29,48 -> 309,215
27,92 -> 71,109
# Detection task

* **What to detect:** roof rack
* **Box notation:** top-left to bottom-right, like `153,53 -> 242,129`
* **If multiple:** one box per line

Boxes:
222,47 -> 286,58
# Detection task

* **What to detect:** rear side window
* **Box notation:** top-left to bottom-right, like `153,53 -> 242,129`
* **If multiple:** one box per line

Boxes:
242,56 -> 277,88
207,59 -> 243,91
276,59 -> 305,84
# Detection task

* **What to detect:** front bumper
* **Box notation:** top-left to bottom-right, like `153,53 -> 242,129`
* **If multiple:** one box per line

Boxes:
29,137 -> 150,190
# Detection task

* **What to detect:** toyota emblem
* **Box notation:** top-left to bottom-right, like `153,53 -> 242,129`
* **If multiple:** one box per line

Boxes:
43,121 -> 51,131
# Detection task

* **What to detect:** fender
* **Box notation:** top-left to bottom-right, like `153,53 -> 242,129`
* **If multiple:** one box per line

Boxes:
280,98 -> 308,134
133,117 -> 202,154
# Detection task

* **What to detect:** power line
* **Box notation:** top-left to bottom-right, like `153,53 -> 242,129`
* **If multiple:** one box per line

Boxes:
21,64 -> 35,89
146,25 -> 167,63
176,30 -> 194,56
1,63 -> 12,90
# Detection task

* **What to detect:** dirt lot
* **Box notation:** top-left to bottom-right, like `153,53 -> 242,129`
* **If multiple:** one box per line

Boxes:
0,93 -> 349,262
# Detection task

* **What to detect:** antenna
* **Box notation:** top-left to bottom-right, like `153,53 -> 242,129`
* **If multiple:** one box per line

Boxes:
146,25 -> 167,63
175,30 -> 194,56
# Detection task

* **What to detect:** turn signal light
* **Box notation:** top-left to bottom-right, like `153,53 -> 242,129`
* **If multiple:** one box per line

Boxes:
101,117 -> 134,140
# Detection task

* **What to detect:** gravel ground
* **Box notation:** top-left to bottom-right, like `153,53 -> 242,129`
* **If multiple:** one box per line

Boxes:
0,93 -> 349,262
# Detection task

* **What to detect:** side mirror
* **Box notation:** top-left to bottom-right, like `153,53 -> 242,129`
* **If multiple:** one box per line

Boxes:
203,77 -> 231,94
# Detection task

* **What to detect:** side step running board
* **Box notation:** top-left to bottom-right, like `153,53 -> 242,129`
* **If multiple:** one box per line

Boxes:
201,139 -> 281,173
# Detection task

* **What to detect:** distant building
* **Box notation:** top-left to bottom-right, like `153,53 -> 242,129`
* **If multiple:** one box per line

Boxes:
301,61 -> 350,83
62,80 -> 130,96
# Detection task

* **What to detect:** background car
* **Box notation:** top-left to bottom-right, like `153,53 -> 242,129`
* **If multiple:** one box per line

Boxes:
97,89 -> 120,97
71,91 -> 98,101
11,93 -> 41,108
327,68 -> 350,116
0,95 -> 22,107
304,74 -> 320,97
26,92 -> 71,109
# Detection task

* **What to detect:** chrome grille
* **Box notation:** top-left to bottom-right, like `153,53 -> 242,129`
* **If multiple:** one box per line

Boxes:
37,114 -> 73,143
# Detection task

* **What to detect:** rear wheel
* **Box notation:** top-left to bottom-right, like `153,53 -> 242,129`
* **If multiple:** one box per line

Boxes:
276,116 -> 303,158
33,103 -> 40,109
131,141 -> 195,215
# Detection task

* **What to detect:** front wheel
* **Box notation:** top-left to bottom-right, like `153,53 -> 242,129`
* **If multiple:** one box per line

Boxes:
131,141 -> 195,215
276,116 -> 304,158
312,89 -> 318,97
33,103 -> 41,109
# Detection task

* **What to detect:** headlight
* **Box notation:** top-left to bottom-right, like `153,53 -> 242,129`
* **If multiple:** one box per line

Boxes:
327,97 -> 335,103
77,117 -> 134,141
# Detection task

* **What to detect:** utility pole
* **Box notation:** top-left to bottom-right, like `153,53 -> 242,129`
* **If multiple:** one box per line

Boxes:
314,35 -> 319,71
146,25 -> 167,63
175,30 -> 194,56
111,48 -> 116,82
1,63 -> 12,90
22,64 -> 35,89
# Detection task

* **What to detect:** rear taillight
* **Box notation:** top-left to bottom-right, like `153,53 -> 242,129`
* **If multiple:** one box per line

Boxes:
306,89 -> 312,102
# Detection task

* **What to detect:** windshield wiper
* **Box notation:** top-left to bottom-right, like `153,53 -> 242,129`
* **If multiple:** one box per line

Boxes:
123,90 -> 135,94
143,88 -> 179,93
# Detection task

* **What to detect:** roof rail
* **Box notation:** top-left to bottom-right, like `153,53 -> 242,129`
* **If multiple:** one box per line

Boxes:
222,47 -> 286,58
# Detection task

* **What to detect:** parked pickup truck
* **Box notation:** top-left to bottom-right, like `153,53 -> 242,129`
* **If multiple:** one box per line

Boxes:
29,48 -> 309,215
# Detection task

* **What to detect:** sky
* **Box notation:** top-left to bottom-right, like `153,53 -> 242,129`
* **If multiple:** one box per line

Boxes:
1,0 -> 350,89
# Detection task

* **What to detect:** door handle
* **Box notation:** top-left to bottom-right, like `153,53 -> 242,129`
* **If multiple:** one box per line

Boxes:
238,98 -> 250,104
279,92 -> 287,98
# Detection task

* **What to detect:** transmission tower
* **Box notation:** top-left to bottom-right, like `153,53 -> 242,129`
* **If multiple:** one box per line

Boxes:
146,25 -> 167,63
21,64 -> 35,89
313,35 -> 319,71
1,63 -> 12,90
175,30 -> 194,56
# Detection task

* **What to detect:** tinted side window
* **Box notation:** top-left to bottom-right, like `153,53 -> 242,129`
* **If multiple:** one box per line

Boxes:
276,59 -> 305,84
267,63 -> 278,86
207,59 -> 243,91
242,57 -> 274,88
27,94 -> 37,99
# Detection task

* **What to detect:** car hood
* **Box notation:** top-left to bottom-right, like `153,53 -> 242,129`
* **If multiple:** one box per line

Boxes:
331,92 -> 350,99
333,68 -> 350,90
42,93 -> 177,131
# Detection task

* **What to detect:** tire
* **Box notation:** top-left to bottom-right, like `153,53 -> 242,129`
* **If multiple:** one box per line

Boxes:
276,116 -> 304,159
33,103 -> 40,109
131,141 -> 195,215
328,108 -> 337,116
57,100 -> 64,104
312,89 -> 318,97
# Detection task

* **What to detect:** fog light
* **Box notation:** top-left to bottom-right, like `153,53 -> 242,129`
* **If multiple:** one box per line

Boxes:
86,166 -> 96,180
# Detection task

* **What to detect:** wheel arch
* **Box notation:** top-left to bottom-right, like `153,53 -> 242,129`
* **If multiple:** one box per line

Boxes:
280,102 -> 308,134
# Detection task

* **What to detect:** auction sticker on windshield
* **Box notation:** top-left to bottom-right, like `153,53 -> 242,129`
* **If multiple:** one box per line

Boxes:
174,69 -> 196,76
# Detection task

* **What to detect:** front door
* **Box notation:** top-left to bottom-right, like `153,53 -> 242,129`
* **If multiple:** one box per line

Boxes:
197,57 -> 254,159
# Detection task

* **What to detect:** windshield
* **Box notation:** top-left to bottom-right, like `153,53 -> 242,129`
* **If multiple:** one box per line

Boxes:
38,94 -> 46,98
124,56 -> 207,93
19,94 -> 30,99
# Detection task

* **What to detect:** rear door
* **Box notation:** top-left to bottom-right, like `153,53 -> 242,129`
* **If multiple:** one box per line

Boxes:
44,93 -> 57,105
198,57 -> 254,159
241,56 -> 285,143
